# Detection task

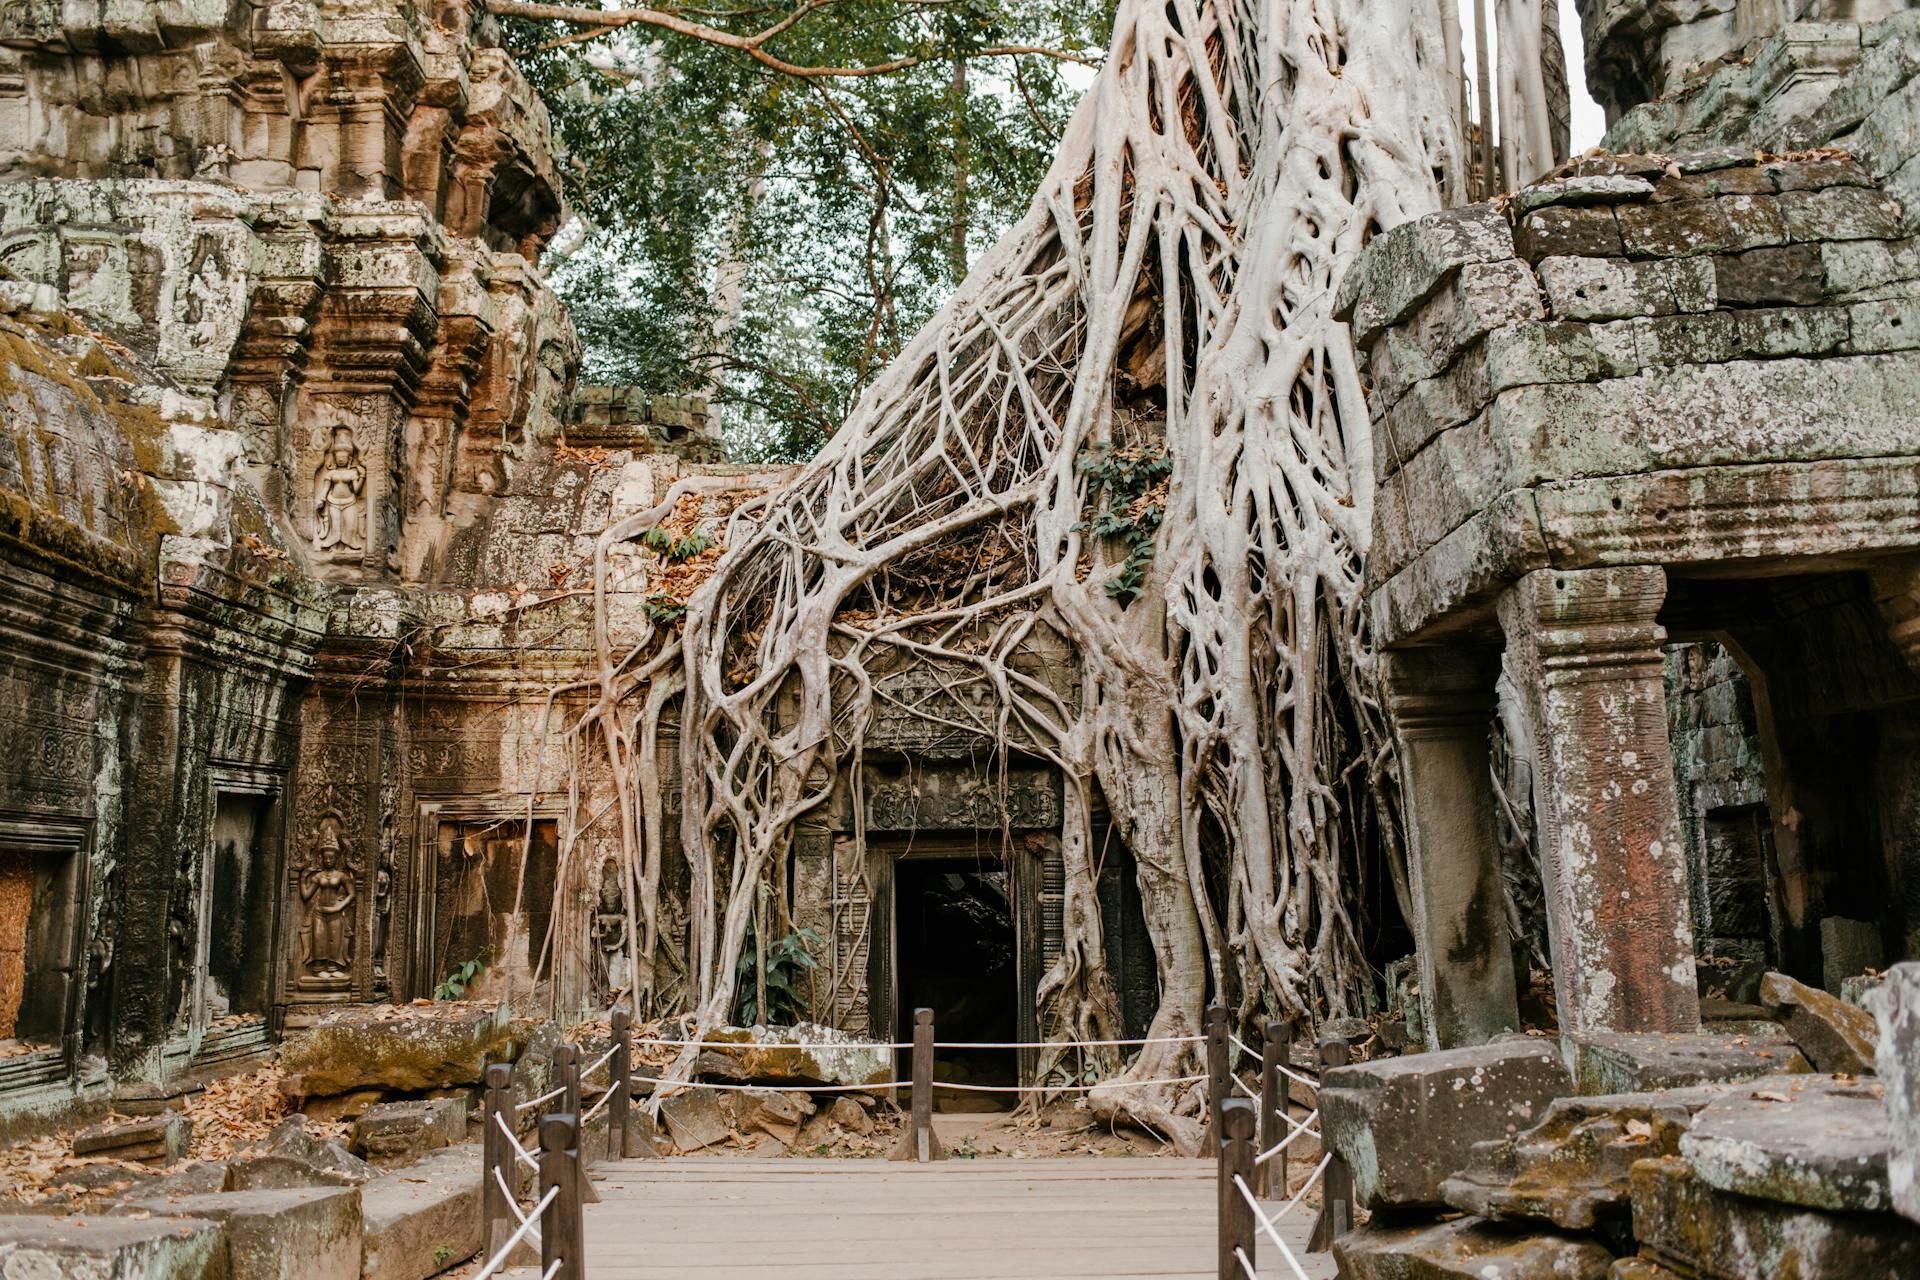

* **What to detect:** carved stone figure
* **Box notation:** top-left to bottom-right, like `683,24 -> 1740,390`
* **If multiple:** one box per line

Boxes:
312,426 -> 367,556
300,816 -> 357,976
592,862 -> 629,997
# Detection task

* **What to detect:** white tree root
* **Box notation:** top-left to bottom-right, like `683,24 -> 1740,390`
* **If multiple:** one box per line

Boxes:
546,0 -> 1534,1149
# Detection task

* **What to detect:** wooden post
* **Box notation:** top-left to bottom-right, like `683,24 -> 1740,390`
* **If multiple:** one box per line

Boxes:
1256,1019 -> 1291,1198
1216,1097 -> 1256,1280
555,1041 -> 581,1119
609,1009 -> 644,1159
1308,1037 -> 1353,1252
539,1112 -> 585,1280
889,1007 -> 944,1162
1202,1004 -> 1228,1157
482,1062 -> 514,1259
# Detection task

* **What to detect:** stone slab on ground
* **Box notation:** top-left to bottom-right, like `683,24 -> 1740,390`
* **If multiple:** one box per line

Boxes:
73,1110 -> 192,1165
279,1004 -> 513,1099
118,1185 -> 363,1280
1758,970 -> 1879,1074
1680,1076 -> 1893,1211
360,1147 -> 482,1280
1868,961 -> 1920,1224
1569,1032 -> 1808,1095
692,1023 -> 891,1087
0,1214 -> 228,1279
351,1097 -> 468,1166
1632,1155 -> 1920,1279
659,1089 -> 732,1152
1320,1038 -> 1569,1209
1441,1081 -> 1750,1229
1331,1213 -> 1613,1280
228,1117 -> 375,1190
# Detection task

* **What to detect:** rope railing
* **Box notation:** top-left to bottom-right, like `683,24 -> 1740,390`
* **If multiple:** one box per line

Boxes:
628,1033 -> 1206,1051
1212,1012 -> 1354,1279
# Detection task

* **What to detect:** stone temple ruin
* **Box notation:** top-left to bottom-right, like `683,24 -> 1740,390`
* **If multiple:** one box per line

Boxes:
0,0 -> 1918,1276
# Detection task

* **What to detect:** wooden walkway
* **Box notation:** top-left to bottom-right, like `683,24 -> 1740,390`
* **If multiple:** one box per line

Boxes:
573,1156 -> 1332,1280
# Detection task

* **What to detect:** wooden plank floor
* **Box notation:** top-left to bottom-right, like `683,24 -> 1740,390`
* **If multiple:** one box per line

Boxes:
571,1156 -> 1334,1279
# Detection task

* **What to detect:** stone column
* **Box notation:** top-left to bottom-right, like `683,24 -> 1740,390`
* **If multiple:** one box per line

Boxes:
1497,566 -> 1701,1036
1382,647 -> 1519,1048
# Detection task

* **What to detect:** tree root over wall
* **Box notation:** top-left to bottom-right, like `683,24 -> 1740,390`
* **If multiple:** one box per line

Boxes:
563,0 -> 1488,1152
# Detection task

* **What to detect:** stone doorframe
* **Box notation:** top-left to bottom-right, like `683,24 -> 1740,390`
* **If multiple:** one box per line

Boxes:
863,833 -> 1047,1084
0,812 -> 91,1083
408,797 -> 566,1004
183,764 -> 287,1062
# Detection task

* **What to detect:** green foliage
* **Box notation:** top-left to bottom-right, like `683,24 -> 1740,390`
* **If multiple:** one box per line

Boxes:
643,594 -> 689,624
642,526 -> 713,561
1076,447 -> 1171,607
502,2 -> 1108,461
433,1246 -> 453,1268
435,956 -> 486,1001
733,925 -> 822,1026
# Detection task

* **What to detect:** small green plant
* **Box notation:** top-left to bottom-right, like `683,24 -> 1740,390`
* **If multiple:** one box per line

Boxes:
434,956 -> 485,1001
433,1245 -> 453,1268
642,526 -> 713,561
1076,446 -> 1171,607
643,593 -> 688,623
733,925 -> 822,1025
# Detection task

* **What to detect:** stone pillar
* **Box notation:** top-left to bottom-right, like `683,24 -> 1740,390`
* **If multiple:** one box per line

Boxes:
1382,647 -> 1519,1048
1497,566 -> 1701,1036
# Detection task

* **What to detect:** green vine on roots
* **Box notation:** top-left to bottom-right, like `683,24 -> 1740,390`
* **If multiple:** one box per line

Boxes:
1076,446 -> 1171,607
643,594 -> 689,623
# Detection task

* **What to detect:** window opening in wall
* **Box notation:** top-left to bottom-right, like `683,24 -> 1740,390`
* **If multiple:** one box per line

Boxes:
895,856 -> 1018,1111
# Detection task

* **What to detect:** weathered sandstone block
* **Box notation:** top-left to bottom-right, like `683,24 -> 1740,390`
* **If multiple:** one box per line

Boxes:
1332,1214 -> 1613,1280
119,1186 -> 362,1280
0,1215 -> 227,1279
1867,960 -> 1920,1223
1632,1156 -> 1920,1278
1679,1077 -> 1893,1211
1569,1033 -> 1809,1096
360,1148 -> 482,1280
1320,1038 -> 1569,1209
1758,970 -> 1879,1074
351,1097 -> 468,1165
280,1004 -> 513,1099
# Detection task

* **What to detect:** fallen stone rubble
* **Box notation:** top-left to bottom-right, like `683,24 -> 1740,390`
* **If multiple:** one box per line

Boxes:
1328,963 -> 1920,1279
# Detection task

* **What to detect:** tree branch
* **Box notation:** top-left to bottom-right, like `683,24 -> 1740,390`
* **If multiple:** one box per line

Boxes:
491,0 -> 1098,75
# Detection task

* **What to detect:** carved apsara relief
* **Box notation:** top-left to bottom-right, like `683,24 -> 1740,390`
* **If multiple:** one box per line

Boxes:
311,426 -> 368,559
296,812 -> 358,983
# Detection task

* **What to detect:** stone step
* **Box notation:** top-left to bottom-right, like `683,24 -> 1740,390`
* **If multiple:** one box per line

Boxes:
0,1214 -> 226,1280
361,1146 -> 483,1280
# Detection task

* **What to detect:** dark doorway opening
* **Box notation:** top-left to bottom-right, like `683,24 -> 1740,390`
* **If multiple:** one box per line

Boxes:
895,857 -> 1017,1110
206,794 -> 275,1020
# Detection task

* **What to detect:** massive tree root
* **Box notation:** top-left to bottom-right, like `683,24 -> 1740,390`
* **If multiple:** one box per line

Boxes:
553,0 -> 1538,1149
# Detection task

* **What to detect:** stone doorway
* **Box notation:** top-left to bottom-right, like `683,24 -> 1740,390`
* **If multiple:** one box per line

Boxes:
182,790 -> 280,1060
422,816 -> 560,1000
892,852 -> 1020,1108
0,815 -> 88,1086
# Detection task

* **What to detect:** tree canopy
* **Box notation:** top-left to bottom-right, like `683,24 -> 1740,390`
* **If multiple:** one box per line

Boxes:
500,1 -> 1110,460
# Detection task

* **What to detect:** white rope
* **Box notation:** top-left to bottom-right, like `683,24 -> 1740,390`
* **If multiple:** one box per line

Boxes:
1230,1073 -> 1259,1099
469,1183 -> 559,1280
495,1111 -> 539,1169
934,1036 -> 1205,1049
583,1088 -> 613,1121
583,1043 -> 619,1077
1253,1109 -> 1319,1166
1229,1033 -> 1259,1060
1235,1245 -> 1262,1280
1274,1154 -> 1333,1220
518,1085 -> 566,1113
541,1262 -> 564,1280
492,1165 -> 540,1235
925,1074 -> 1208,1094
1234,1174 -> 1314,1280
651,1079 -> 903,1094
1277,1063 -> 1319,1091
633,1034 -> 1205,1052
636,1038 -> 909,1051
